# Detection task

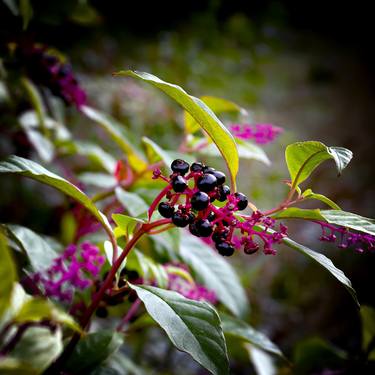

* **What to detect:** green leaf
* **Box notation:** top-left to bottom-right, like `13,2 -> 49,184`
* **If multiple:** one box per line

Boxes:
126,249 -> 168,288
302,189 -> 341,210
360,306 -> 375,352
282,236 -> 359,307
3,224 -> 58,272
185,95 -> 243,134
65,330 -> 123,373
221,313 -> 283,358
285,141 -> 352,188
9,326 -> 63,373
246,345 -> 276,375
0,357 -> 39,375
0,230 -> 16,319
81,106 -> 147,173
79,172 -> 117,189
112,214 -> 144,238
129,284 -> 229,375
19,0 -> 33,29
320,210 -> 375,236
115,187 -> 149,219
272,207 -> 324,221
14,298 -> 81,332
116,70 -> 239,190
179,235 -> 249,318
0,155 -> 113,237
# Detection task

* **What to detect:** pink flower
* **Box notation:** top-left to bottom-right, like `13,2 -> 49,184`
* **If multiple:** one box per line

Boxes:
229,123 -> 283,144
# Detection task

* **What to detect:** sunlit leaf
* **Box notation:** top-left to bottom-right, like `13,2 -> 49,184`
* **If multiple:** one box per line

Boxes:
285,141 -> 352,188
112,213 -> 144,238
272,207 -> 324,221
302,189 -> 341,210
116,71 -> 239,190
129,284 -> 229,375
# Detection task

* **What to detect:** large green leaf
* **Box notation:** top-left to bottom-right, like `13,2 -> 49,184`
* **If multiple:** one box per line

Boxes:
112,213 -> 144,238
0,231 -> 16,319
282,236 -> 359,307
247,345 -> 276,375
115,187 -> 149,219
221,313 -> 283,358
179,235 -> 249,318
0,155 -> 113,236
116,71 -> 239,190
285,141 -> 352,188
185,95 -> 243,134
81,106 -> 147,172
3,224 -> 58,272
321,210 -> 375,236
129,284 -> 229,375
9,326 -> 63,374
65,330 -> 123,374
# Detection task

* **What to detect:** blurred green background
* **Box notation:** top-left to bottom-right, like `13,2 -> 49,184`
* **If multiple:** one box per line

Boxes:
1,1 -> 375,373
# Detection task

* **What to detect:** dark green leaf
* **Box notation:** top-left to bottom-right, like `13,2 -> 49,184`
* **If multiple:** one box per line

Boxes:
0,155 -> 113,237
0,230 -> 16,319
19,0 -> 33,29
361,306 -> 375,353
282,236 -> 359,307
321,210 -> 375,236
116,71 -> 239,190
3,224 -> 58,272
65,330 -> 123,373
179,235 -> 249,318
221,313 -> 283,358
285,141 -> 352,188
129,284 -> 229,375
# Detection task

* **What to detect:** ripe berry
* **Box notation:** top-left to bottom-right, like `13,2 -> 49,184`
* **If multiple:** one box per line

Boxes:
190,162 -> 204,172
96,306 -> 108,318
191,191 -> 210,211
216,241 -> 235,256
197,173 -> 217,192
212,229 -> 229,243
207,212 -> 216,222
207,170 -> 226,185
158,202 -> 174,218
171,159 -> 189,175
217,185 -> 230,202
172,175 -> 187,193
244,243 -> 259,255
234,192 -> 248,210
203,166 -> 215,174
195,219 -> 213,237
189,223 -> 201,237
172,212 -> 189,227
187,212 -> 196,223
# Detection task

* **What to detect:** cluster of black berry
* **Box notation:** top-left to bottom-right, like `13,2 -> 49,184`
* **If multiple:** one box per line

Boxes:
155,159 -> 249,256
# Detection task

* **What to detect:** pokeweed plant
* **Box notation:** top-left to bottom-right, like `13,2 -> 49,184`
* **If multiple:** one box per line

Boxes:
0,52 -> 375,374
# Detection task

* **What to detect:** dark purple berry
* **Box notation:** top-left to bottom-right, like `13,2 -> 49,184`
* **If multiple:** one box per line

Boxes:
191,191 -> 210,211
197,173 -> 217,192
158,202 -> 174,218
187,212 -> 196,223
171,159 -> 189,175
234,192 -> 248,210
172,175 -> 187,193
195,219 -> 213,237
217,185 -> 230,202
96,306 -> 108,318
216,241 -> 235,256
203,166 -> 215,173
190,162 -> 204,172
212,229 -> 229,243
207,212 -> 216,222
207,170 -> 226,185
172,212 -> 189,227
189,223 -> 201,237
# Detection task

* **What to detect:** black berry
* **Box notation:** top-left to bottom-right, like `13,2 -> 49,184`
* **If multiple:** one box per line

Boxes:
158,202 -> 174,218
195,219 -> 213,237
171,159 -> 189,175
234,192 -> 248,210
216,241 -> 235,256
208,170 -> 226,185
96,306 -> 108,318
172,175 -> 187,193
207,212 -> 216,222
217,185 -> 230,202
187,212 -> 196,223
203,166 -> 215,174
212,229 -> 229,243
190,162 -> 204,172
191,191 -> 210,211
189,222 -> 201,237
197,173 -> 217,192
172,212 -> 189,227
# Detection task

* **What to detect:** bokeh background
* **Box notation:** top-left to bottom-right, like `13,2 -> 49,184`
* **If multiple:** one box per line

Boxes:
1,1 -> 375,373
